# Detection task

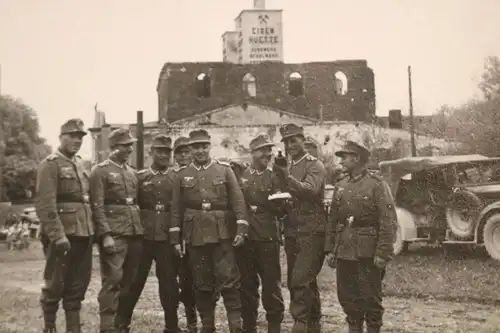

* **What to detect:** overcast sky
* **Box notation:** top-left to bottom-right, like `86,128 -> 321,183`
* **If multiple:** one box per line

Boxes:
1,0 -> 499,157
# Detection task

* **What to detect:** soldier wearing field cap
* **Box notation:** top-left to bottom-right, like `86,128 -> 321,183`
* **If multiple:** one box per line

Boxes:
117,134 -> 183,333
172,135 -> 198,333
325,140 -> 396,333
36,119 -> 94,333
89,127 -> 143,333
304,136 -> 320,158
236,134 -> 285,333
170,129 -> 248,333
274,124 -> 327,333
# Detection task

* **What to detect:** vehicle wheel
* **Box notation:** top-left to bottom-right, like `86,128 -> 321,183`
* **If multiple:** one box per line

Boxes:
483,215 -> 500,261
446,190 -> 482,238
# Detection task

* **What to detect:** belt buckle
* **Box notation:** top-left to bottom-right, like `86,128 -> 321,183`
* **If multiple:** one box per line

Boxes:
126,197 -> 134,205
83,195 -> 89,203
156,204 -> 164,211
202,202 -> 211,211
250,205 -> 257,213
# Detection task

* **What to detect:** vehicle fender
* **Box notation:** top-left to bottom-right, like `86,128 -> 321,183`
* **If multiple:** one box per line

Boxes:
395,207 -> 418,241
474,201 -> 500,243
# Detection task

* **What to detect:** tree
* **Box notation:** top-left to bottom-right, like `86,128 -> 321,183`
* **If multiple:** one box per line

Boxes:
479,56 -> 500,101
0,95 -> 51,201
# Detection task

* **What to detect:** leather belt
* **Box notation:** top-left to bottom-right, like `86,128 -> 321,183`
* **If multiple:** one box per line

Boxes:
104,198 -> 136,205
185,202 -> 228,211
57,194 -> 90,204
141,203 -> 170,212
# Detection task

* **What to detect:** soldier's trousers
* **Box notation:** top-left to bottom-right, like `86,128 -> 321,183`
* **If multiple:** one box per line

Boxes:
97,235 -> 142,331
284,235 -> 325,325
236,240 -> 284,331
336,259 -> 385,329
179,248 -> 197,313
118,239 -> 180,332
40,236 -> 93,314
189,240 -> 242,331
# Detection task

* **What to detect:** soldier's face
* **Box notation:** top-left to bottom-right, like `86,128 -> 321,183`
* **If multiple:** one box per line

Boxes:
151,147 -> 171,168
113,143 -> 134,163
190,143 -> 210,164
339,153 -> 360,171
175,147 -> 191,166
60,133 -> 84,155
284,135 -> 305,159
251,146 -> 273,167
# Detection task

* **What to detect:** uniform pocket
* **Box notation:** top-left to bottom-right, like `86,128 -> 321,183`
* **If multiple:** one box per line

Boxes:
356,228 -> 377,258
212,177 -> 227,197
57,207 -> 77,235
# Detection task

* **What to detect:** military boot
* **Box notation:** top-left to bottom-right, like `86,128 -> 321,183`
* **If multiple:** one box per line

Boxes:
185,306 -> 198,333
65,311 -> 81,333
291,321 -> 308,333
307,319 -> 321,333
199,313 -> 215,333
227,311 -> 243,333
366,325 -> 381,333
267,321 -> 281,333
347,323 -> 363,333
43,312 -> 57,333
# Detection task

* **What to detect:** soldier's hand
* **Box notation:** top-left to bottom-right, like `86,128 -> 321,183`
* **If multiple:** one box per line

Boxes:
374,256 -> 387,269
174,244 -> 183,257
325,252 -> 336,269
55,235 -> 71,254
102,235 -> 116,254
232,235 -> 245,247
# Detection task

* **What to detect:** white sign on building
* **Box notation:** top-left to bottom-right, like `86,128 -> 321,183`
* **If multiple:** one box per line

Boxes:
236,9 -> 283,64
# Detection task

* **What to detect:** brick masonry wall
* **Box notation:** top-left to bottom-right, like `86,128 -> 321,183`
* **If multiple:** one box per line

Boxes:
157,60 -> 376,124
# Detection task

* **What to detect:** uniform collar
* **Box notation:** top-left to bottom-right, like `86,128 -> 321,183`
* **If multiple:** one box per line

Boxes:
250,164 -> 272,175
348,169 -> 368,183
291,153 -> 308,165
108,158 -> 127,169
149,167 -> 169,175
56,149 -> 77,163
191,159 -> 214,171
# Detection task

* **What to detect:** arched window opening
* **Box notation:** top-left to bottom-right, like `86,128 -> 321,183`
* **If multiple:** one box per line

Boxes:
334,71 -> 348,96
288,72 -> 304,97
195,73 -> 211,98
242,73 -> 257,98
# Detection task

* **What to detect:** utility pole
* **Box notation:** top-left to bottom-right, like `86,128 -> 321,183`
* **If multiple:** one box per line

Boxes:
408,65 -> 417,157
0,64 -> 4,201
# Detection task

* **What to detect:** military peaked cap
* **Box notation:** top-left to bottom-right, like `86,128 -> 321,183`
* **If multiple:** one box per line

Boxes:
249,134 -> 275,151
174,136 -> 190,151
60,118 -> 87,136
304,136 -> 319,148
335,140 -> 370,159
109,127 -> 137,147
279,123 -> 305,142
150,134 -> 172,149
188,129 -> 211,145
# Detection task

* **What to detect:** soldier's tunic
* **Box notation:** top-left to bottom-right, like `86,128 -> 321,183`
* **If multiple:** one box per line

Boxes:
170,159 -> 248,332
325,170 -> 396,330
236,165 -> 285,332
36,150 -> 94,315
119,167 -> 180,332
89,159 -> 143,331
280,153 -> 327,327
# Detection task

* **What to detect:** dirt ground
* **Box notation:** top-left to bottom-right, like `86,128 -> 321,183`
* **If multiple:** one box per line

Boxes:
0,243 -> 499,333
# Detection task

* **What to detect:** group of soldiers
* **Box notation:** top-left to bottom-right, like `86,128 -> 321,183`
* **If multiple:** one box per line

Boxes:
35,118 -> 396,333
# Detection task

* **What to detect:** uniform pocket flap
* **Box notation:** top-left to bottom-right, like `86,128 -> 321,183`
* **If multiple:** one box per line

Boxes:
212,177 -> 226,185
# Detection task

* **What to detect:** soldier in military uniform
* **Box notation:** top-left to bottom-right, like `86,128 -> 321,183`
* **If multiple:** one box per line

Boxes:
274,124 -> 327,333
325,141 -> 396,333
304,136 -> 320,158
89,127 -> 143,333
170,129 -> 249,333
35,119 -> 94,333
117,135 -> 182,333
172,136 -> 198,333
236,134 -> 285,333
